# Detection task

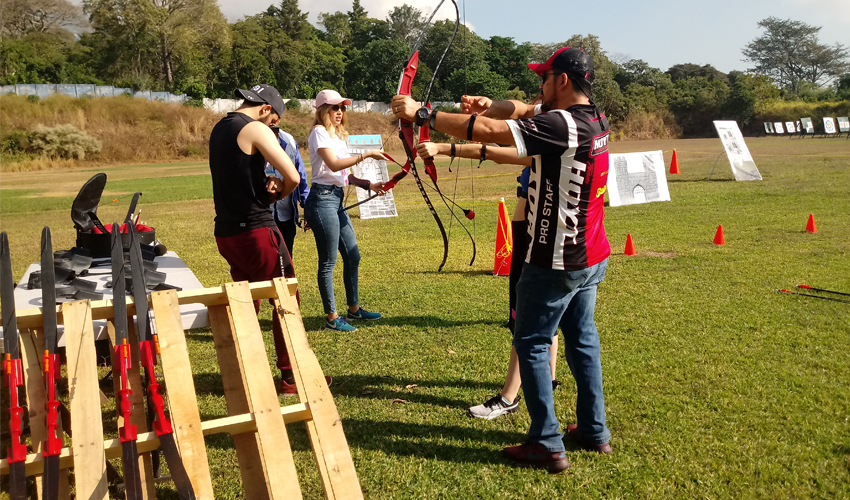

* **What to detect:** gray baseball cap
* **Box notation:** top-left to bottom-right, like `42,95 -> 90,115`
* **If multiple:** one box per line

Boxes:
234,84 -> 286,117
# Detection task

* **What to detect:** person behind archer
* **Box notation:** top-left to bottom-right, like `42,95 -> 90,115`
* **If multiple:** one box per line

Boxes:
266,121 -> 310,257
210,84 -> 330,395
303,89 -> 386,333
394,47 -> 613,473
416,137 -> 561,422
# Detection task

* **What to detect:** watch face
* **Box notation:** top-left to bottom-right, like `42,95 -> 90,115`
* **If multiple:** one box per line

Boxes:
417,108 -> 429,119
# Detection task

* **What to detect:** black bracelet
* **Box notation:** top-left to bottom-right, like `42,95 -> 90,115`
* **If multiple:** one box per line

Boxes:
467,114 -> 477,141
480,143 -> 487,164
450,143 -> 456,158
429,109 -> 439,130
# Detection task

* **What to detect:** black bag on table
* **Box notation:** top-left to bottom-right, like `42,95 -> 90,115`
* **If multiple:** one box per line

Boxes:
72,173 -> 156,258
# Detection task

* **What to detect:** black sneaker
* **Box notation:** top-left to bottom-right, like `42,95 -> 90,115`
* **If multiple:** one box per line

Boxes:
467,394 -> 520,420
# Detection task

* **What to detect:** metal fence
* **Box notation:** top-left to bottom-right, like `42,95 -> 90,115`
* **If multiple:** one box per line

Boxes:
203,98 -> 459,115
1,85 -> 459,115
0,84 -> 189,103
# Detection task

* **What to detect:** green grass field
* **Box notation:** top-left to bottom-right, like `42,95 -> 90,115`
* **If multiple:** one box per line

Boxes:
1,137 -> 849,499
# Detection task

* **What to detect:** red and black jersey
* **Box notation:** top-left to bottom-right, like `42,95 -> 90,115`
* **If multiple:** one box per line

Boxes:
506,104 -> 611,271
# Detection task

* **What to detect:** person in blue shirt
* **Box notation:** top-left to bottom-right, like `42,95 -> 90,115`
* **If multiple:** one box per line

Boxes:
267,125 -> 310,256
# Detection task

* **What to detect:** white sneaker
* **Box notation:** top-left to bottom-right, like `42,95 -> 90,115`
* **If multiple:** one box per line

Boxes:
467,395 -> 520,420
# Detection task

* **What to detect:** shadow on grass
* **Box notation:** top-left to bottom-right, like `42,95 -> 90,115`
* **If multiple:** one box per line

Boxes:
309,418 -> 522,465
667,178 -> 735,183
190,371 -> 500,407
330,374 -> 501,407
276,315 -> 506,332
203,416 -> 523,467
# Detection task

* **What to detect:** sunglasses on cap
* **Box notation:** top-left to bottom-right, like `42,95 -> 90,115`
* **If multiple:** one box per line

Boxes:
331,104 -> 347,112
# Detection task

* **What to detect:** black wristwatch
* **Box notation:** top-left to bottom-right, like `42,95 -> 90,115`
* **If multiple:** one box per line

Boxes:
415,106 -> 430,127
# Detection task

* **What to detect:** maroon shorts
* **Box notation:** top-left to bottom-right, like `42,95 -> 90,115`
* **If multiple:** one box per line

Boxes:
216,225 -> 293,370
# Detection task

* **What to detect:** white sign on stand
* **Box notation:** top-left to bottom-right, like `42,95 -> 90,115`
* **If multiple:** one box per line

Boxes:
347,135 -> 398,219
606,150 -> 671,207
713,121 -> 762,181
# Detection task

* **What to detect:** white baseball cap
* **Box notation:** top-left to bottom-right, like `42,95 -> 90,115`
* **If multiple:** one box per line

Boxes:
315,89 -> 352,108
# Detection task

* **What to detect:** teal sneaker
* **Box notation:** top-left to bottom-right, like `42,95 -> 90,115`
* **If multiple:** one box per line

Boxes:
325,316 -> 357,332
347,307 -> 382,320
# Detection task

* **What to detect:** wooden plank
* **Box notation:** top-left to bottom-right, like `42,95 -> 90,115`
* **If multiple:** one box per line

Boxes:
226,281 -> 303,500
62,300 -> 109,500
270,290 -> 334,499
208,304 -> 271,500
108,317 -> 157,500
20,329 -> 71,499
273,278 -> 364,500
150,290 -> 214,499
5,279 -> 299,330
0,402 -> 310,475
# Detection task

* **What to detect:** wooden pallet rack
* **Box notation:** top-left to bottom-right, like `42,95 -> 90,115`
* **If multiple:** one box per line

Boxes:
1,277 -> 363,499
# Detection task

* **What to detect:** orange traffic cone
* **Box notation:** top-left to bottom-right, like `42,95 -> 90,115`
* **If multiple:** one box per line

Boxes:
670,149 -> 681,174
624,234 -> 637,256
713,225 -> 725,245
805,214 -> 818,233
493,198 -> 513,276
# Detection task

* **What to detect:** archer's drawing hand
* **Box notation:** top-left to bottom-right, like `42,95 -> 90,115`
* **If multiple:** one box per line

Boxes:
390,95 -> 418,122
369,181 -> 387,195
461,95 -> 493,116
416,142 -> 441,158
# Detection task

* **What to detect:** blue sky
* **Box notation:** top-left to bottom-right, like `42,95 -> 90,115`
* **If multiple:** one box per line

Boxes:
215,0 -> 849,74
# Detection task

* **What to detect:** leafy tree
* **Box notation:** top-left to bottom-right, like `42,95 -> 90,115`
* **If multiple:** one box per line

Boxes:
84,0 -> 230,90
386,4 -> 424,47
318,12 -> 350,48
666,63 -> 728,84
447,64 -> 510,101
420,21 -> 487,101
264,0 -> 311,41
346,38 -> 409,101
1,0 -> 87,36
485,36 -> 537,97
668,77 -> 730,136
742,17 -> 850,91
837,74 -> 850,100
615,59 -> 672,89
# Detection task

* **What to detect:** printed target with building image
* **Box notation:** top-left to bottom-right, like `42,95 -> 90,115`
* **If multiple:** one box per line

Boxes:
605,150 -> 671,207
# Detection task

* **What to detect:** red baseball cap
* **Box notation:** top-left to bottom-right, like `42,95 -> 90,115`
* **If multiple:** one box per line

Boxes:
528,47 -> 595,95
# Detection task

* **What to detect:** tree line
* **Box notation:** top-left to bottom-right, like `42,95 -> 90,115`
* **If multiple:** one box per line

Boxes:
1,0 -> 848,136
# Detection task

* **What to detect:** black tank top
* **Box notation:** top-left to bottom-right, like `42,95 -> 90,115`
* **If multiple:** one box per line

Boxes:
209,112 -> 275,237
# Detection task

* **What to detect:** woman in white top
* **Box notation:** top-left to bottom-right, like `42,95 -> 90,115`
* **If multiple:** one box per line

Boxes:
303,89 -> 386,332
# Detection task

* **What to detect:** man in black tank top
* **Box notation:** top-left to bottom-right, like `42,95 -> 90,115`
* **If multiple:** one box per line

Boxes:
210,84 -> 314,392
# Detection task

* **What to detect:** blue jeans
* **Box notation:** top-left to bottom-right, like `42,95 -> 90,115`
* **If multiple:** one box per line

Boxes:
513,259 -> 609,452
303,184 -> 360,315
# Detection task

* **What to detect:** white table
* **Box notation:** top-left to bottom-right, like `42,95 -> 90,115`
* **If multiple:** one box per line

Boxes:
1,251 -> 208,347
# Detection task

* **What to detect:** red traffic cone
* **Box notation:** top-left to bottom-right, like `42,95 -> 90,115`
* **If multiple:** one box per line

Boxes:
713,225 -> 725,245
493,198 -> 513,276
805,214 -> 818,233
670,149 -> 681,174
624,234 -> 637,256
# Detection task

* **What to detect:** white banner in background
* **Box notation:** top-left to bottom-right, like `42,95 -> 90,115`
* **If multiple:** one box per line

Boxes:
713,121 -> 762,181
606,150 -> 671,207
